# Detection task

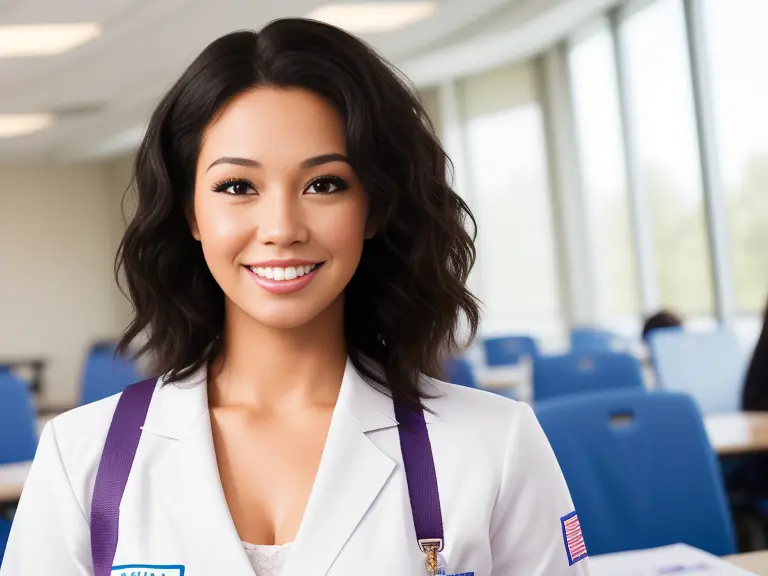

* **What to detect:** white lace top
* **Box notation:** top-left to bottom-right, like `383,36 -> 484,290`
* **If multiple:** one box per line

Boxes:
242,542 -> 292,576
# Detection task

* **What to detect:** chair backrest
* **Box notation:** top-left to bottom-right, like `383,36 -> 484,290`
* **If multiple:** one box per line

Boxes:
81,343 -> 141,405
482,336 -> 539,367
0,372 -> 38,465
535,389 -> 736,556
649,329 -> 748,414
571,327 -> 626,352
443,357 -> 477,389
533,351 -> 644,403
0,517 -> 11,564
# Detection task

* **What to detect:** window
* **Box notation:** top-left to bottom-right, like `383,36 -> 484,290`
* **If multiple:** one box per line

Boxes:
419,87 -> 444,142
703,0 -> 768,312
458,63 -> 562,339
621,0 -> 715,317
569,24 -> 640,326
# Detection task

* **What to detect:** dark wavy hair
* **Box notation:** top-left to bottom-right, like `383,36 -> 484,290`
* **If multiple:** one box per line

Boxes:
116,18 -> 479,408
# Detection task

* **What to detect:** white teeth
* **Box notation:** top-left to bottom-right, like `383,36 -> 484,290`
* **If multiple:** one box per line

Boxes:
250,264 -> 319,281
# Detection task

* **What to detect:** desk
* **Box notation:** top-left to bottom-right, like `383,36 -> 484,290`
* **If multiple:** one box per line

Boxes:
0,358 -> 47,394
727,550 -> 768,574
706,413 -> 768,456
0,461 -> 32,504
475,363 -> 531,403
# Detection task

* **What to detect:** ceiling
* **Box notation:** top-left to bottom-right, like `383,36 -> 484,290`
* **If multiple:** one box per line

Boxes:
0,0 -> 585,162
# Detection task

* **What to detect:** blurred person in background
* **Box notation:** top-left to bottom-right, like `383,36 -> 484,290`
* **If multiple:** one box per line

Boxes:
742,296 -> 768,412
2,18 -> 590,576
642,309 -> 683,343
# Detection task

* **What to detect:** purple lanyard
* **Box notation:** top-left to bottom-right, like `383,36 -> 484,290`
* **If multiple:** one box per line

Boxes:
90,379 -> 445,576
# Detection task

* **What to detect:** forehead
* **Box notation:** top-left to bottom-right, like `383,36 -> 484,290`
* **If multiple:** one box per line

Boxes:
198,87 -> 347,166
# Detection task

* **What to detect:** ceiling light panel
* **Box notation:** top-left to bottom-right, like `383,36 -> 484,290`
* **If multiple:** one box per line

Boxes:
307,2 -> 438,34
0,114 -> 54,138
0,23 -> 101,58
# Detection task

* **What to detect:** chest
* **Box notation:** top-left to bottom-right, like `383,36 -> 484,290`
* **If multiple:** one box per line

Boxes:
209,406 -> 333,544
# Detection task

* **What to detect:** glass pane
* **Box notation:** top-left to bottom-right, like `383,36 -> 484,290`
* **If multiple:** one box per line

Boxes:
569,25 -> 640,326
419,87 -> 444,142
458,62 -> 562,339
703,0 -> 768,312
621,0 -> 715,316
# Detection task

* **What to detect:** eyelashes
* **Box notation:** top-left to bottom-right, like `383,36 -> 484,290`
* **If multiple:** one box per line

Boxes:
212,178 -> 254,195
211,175 -> 351,196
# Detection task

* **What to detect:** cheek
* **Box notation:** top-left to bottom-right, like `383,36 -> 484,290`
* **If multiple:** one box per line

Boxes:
316,201 -> 368,261
195,200 -> 252,262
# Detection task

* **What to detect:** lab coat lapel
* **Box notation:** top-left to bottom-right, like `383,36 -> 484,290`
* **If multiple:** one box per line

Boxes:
145,370 -> 255,576
282,359 -> 398,576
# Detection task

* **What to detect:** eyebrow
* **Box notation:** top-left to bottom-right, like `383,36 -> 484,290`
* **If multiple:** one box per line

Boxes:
206,153 -> 350,172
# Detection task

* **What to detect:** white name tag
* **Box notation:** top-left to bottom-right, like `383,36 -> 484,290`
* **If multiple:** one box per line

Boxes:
111,565 -> 184,576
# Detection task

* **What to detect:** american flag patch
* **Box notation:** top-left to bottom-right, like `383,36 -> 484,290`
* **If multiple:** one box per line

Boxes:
560,511 -> 587,566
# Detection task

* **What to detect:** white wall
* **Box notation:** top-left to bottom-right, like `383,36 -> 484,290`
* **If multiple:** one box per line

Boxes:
0,154 -> 136,406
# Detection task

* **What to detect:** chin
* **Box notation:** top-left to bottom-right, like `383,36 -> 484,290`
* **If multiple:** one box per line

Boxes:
241,299 -> 333,331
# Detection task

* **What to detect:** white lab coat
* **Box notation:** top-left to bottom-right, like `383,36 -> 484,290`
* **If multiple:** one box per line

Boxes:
2,359 -> 591,576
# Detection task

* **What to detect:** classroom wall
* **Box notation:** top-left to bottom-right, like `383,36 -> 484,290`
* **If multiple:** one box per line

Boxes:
0,154 -> 136,405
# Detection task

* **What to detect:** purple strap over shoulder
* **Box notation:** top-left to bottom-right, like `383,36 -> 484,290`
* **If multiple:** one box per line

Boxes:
90,378 -> 155,576
89,379 -> 445,574
394,401 -> 446,551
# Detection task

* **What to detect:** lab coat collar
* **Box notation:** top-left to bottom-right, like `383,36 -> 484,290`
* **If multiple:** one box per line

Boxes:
141,356 -> 439,440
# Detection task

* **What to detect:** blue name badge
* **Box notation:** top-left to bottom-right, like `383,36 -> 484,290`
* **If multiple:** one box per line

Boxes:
111,565 -> 185,576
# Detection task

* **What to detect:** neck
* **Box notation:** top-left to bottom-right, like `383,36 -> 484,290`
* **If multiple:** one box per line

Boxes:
209,297 -> 347,410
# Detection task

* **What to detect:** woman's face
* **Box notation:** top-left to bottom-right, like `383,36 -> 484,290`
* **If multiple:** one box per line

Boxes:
191,87 -> 369,331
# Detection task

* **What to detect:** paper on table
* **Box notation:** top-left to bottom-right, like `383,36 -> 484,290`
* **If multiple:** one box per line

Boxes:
589,544 -> 757,576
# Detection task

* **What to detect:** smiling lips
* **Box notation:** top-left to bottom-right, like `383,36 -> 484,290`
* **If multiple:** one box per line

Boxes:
244,260 -> 324,294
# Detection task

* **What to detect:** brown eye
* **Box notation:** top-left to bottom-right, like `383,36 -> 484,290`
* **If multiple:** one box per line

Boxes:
212,179 -> 255,195
305,176 -> 350,195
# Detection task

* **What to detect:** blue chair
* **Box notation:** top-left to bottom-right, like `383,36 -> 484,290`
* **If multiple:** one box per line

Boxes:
0,517 -> 11,565
443,357 -> 477,389
81,342 -> 142,405
0,372 -> 38,465
648,329 -> 748,414
533,352 -> 644,403
536,389 -> 736,556
483,336 -> 538,367
571,327 -> 626,352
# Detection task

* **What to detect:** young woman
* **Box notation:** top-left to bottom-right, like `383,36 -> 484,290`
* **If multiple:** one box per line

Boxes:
2,19 -> 590,576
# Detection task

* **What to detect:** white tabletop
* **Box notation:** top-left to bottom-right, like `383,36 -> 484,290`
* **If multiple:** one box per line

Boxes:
727,551 -> 768,575
705,412 -> 768,456
0,460 -> 32,503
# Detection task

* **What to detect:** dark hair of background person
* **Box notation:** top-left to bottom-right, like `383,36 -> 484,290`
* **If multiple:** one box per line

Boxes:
114,18 -> 480,410
742,298 -> 768,412
642,309 -> 683,342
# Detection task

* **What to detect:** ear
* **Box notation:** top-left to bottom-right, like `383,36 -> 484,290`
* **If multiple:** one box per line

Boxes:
364,212 -> 379,240
186,204 -> 201,241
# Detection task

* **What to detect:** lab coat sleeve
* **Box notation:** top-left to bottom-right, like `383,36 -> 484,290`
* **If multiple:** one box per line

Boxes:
0,422 -> 92,575
489,403 -> 591,575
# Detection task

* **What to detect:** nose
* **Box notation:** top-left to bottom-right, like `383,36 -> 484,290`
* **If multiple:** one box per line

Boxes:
256,186 -> 310,247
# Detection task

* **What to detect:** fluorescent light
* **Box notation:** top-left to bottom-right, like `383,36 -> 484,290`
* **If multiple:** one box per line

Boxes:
0,23 -> 101,58
0,114 -> 54,138
307,2 -> 438,34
